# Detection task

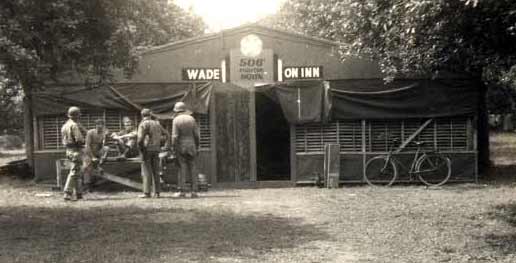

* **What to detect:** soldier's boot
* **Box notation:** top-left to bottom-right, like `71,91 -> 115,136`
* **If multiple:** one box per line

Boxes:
139,193 -> 151,198
64,192 -> 74,201
173,192 -> 186,198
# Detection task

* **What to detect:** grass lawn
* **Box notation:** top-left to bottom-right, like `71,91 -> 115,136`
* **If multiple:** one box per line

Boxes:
0,132 -> 514,262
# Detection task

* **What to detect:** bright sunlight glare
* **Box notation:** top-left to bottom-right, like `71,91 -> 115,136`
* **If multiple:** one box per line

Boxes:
175,0 -> 285,32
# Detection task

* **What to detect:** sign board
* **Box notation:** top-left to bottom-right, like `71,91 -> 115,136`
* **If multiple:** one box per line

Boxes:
182,68 -> 221,81
283,66 -> 323,80
230,49 -> 274,86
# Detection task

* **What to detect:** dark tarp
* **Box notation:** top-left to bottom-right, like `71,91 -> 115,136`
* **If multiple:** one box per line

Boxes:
256,78 -> 479,123
32,85 -> 137,115
329,78 -> 479,119
33,78 -> 478,121
114,82 -> 212,119
255,80 -> 329,124
33,82 -> 213,119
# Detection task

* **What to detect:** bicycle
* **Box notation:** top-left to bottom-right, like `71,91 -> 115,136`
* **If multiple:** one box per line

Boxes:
364,138 -> 452,187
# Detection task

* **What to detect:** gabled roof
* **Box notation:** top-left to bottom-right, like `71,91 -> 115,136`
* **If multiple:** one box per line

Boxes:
143,23 -> 340,55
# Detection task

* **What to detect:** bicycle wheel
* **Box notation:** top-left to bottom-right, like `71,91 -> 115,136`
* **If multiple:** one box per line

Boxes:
416,154 -> 451,186
364,156 -> 397,187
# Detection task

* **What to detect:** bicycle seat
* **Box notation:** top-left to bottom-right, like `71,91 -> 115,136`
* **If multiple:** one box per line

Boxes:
413,141 -> 425,146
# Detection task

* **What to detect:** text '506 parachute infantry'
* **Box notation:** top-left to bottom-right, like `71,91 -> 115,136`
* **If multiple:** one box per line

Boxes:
60,104 -> 201,201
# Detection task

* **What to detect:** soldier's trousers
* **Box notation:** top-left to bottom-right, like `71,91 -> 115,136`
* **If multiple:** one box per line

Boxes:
64,148 -> 83,195
177,154 -> 198,193
83,146 -> 110,186
142,151 -> 160,194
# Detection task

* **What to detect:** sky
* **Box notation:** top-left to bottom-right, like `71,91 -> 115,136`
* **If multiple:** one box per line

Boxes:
174,0 -> 285,32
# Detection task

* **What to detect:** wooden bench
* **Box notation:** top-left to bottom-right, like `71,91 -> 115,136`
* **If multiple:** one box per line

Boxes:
56,157 -> 144,191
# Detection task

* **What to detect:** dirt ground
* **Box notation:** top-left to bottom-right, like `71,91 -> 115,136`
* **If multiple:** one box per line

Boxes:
0,133 -> 515,263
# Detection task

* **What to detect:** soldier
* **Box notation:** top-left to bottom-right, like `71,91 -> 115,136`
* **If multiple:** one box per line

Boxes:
137,108 -> 169,198
171,102 -> 200,198
61,106 -> 87,201
111,116 -> 138,159
82,119 -> 110,192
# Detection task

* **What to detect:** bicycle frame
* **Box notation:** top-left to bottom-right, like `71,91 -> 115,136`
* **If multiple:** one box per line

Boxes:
384,141 -> 431,180
366,133 -> 452,186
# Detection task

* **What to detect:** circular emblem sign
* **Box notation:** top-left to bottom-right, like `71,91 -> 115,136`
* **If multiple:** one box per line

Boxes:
240,34 -> 263,57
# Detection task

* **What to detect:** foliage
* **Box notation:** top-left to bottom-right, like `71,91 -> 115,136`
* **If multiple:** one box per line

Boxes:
0,68 -> 22,135
0,0 -> 206,88
267,0 -> 516,83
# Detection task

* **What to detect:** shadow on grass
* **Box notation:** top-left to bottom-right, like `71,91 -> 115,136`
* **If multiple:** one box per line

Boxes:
485,164 -> 516,183
484,202 -> 516,255
0,205 -> 328,263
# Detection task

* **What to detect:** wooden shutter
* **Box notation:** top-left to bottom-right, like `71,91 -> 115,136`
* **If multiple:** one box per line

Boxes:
39,115 -> 67,150
198,114 -> 211,150
338,120 -> 362,152
38,110 -> 137,151
365,117 -> 470,153
296,121 -> 361,153
366,120 -> 402,152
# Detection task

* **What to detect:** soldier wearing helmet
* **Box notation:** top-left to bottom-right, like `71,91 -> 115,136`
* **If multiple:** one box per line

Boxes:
171,102 -> 200,198
61,106 -> 87,201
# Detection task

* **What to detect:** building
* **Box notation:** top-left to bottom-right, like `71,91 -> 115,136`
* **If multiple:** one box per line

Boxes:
30,24 -> 482,186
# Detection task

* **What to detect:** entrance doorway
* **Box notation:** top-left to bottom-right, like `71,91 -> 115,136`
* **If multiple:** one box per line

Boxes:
255,92 -> 290,181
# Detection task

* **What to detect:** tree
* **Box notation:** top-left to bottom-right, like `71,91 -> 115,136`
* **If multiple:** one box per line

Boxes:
0,0 -> 205,84
266,0 -> 516,171
0,69 -> 23,136
267,0 -> 516,82
0,0 -> 205,165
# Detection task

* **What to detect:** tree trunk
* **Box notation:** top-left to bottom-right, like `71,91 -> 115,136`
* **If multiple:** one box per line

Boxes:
477,80 -> 490,176
23,85 -> 34,175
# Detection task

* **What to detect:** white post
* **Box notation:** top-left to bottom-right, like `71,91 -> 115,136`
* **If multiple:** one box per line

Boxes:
277,58 -> 283,82
221,59 -> 226,83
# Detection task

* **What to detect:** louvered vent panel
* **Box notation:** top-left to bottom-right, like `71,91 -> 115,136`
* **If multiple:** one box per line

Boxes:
322,122 -> 338,145
293,117 -> 471,154
305,124 -> 324,152
296,121 -> 362,153
295,126 -> 307,153
198,114 -> 211,149
40,116 -> 67,150
401,120 -> 421,151
39,111 -> 129,150
105,111 -> 124,132
81,110 -> 105,130
436,119 -> 453,151
367,120 -> 401,152
338,120 -> 362,152
451,118 -> 468,150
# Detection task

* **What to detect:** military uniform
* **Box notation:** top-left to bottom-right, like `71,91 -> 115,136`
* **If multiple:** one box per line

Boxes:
172,113 -> 200,195
61,118 -> 86,198
137,115 -> 169,197
114,128 -> 139,158
83,128 -> 109,188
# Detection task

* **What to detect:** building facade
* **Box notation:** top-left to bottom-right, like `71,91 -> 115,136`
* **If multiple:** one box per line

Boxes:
31,25 -> 479,186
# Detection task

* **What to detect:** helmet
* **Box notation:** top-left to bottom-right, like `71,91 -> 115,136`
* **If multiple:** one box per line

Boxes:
141,108 -> 152,117
173,102 -> 187,113
67,106 -> 81,117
